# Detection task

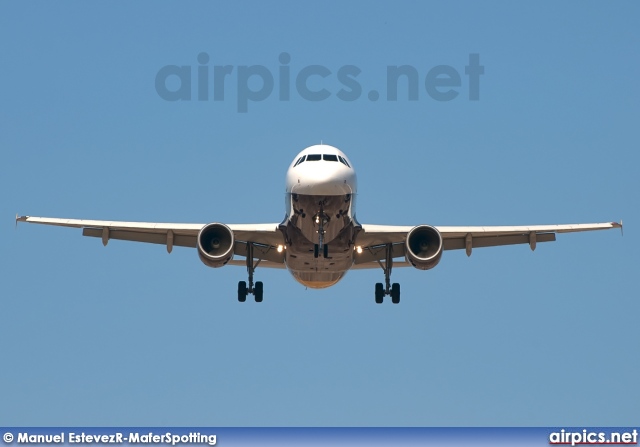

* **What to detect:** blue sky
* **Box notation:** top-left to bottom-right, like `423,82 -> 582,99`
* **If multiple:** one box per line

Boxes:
1,1 -> 638,426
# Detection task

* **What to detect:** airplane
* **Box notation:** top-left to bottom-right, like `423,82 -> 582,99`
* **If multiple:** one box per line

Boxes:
16,144 -> 622,304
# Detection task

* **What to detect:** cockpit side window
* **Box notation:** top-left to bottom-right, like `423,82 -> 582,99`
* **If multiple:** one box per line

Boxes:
306,154 -> 322,161
294,155 -> 305,167
323,154 -> 338,162
338,156 -> 351,168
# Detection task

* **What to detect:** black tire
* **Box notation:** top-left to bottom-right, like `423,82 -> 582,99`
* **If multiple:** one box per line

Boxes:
375,283 -> 384,304
238,281 -> 247,302
323,244 -> 329,258
391,283 -> 400,304
314,244 -> 319,258
254,281 -> 264,303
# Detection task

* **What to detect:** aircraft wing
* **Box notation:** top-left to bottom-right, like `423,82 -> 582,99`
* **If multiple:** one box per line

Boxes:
354,221 -> 622,265
15,215 -> 285,264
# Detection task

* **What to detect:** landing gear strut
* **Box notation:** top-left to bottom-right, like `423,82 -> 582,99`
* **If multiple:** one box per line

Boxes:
374,243 -> 400,304
313,204 -> 330,259
313,243 -> 329,259
238,242 -> 264,303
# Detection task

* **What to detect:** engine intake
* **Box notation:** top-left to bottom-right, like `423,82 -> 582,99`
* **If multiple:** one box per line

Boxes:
197,223 -> 234,268
405,225 -> 443,270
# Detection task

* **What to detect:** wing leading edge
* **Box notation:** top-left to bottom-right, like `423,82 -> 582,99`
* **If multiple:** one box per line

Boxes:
16,215 -> 285,265
354,221 -> 622,265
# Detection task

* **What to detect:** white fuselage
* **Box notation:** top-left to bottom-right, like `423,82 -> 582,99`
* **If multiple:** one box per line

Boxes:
281,145 -> 359,288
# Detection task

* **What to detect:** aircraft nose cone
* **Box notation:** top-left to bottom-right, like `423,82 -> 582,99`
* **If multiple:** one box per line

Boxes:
293,167 -> 355,195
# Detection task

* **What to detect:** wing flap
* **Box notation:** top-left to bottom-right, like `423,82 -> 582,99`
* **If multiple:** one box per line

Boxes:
82,228 -> 197,248
354,243 -> 405,264
233,241 -> 284,264
350,260 -> 413,270
226,260 -> 286,269
443,232 -> 556,251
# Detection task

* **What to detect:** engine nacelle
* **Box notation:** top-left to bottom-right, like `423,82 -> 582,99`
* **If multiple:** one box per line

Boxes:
405,225 -> 443,270
197,223 -> 234,268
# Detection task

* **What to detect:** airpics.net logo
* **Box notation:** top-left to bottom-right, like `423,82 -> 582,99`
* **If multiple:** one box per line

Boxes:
155,52 -> 484,112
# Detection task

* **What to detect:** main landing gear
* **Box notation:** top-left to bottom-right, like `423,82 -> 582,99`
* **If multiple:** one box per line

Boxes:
374,243 -> 400,304
238,242 -> 264,303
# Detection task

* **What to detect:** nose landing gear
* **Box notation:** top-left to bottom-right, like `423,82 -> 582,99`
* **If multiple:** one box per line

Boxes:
313,205 -> 331,259
313,243 -> 329,259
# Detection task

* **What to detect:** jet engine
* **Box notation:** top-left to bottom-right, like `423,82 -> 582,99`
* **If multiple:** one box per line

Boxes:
197,223 -> 234,268
405,225 -> 443,270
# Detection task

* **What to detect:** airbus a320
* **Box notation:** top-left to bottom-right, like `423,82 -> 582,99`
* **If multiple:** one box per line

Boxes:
17,144 -> 621,304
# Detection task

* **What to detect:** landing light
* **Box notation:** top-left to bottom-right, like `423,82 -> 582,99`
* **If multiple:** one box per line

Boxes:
356,246 -> 363,254
277,245 -> 284,253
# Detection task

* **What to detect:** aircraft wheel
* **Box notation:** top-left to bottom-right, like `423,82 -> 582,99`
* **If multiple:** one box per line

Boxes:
238,281 -> 247,302
254,281 -> 264,303
391,283 -> 400,304
375,283 -> 384,304
323,244 -> 329,258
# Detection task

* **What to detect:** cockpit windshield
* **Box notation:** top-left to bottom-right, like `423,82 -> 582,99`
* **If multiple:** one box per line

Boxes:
338,156 -> 350,167
294,153 -> 351,167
